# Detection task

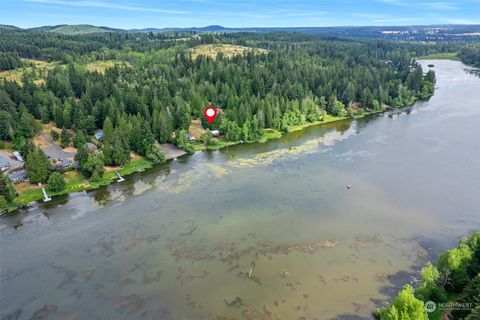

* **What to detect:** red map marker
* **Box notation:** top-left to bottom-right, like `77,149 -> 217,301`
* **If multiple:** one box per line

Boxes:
203,106 -> 218,124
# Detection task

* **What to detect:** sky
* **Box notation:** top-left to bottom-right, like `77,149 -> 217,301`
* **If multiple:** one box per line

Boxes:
1,0 -> 479,29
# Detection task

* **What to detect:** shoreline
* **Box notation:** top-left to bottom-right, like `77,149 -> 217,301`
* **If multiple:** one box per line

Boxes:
3,99 -> 425,215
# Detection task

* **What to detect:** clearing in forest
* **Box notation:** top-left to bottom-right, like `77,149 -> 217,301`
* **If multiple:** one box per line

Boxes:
190,44 -> 268,59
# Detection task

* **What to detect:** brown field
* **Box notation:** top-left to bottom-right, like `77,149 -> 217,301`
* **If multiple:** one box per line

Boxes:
32,133 -> 51,149
0,59 -> 124,84
0,58 -> 57,85
86,60 -> 117,74
190,44 -> 268,60
13,181 -> 39,194
188,119 -> 206,139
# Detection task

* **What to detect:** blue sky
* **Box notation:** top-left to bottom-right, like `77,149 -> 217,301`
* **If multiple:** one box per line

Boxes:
1,0 -> 479,29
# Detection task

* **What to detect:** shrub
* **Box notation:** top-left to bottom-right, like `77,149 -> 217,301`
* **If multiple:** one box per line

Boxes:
47,172 -> 65,192
375,285 -> 428,320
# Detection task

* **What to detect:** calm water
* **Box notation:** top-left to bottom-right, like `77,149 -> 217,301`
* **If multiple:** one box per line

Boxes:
1,60 -> 479,320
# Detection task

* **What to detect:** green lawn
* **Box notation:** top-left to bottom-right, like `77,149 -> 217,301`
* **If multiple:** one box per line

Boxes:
88,157 -> 153,189
287,115 -> 349,132
417,52 -> 460,61
260,129 -> 282,142
192,139 -> 239,151
10,157 -> 153,211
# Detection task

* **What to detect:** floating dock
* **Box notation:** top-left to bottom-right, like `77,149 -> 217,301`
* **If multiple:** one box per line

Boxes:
42,188 -> 51,202
115,171 -> 125,182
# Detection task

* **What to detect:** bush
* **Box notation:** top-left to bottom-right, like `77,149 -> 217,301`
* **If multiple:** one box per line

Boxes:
47,172 -> 65,192
0,196 -> 8,213
375,285 -> 428,320
50,130 -> 59,141
437,243 -> 473,291
146,146 -> 166,164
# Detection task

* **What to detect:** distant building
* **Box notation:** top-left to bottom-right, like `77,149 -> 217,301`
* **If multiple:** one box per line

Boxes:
12,151 -> 24,162
210,130 -> 220,137
94,130 -> 104,141
187,134 -> 196,142
0,158 -> 10,172
8,170 -> 28,183
85,142 -> 98,153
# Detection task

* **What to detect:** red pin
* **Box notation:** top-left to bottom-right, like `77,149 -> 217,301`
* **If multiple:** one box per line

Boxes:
203,106 -> 218,124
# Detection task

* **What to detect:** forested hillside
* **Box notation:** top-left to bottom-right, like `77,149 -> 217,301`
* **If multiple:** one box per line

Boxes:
0,29 -> 439,209
459,45 -> 480,68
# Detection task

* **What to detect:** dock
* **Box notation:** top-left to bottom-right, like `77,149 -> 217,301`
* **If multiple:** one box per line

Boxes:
42,188 -> 51,202
115,171 -> 125,182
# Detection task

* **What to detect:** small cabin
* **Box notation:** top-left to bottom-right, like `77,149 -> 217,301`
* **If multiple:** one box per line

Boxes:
85,142 -> 98,153
211,130 -> 220,137
94,130 -> 104,141
8,170 -> 28,183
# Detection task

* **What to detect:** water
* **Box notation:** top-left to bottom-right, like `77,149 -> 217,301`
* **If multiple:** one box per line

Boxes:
1,60 -> 479,320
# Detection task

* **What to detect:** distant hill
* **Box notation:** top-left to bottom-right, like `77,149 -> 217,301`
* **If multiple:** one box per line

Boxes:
3,23 -> 479,41
130,25 -> 228,33
0,24 -> 21,30
29,24 -> 116,35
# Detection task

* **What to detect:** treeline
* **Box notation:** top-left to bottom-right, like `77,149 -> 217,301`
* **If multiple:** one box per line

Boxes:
375,232 -> 480,320
0,52 -> 23,71
0,32 -> 436,153
0,29 -> 205,63
459,46 -> 480,68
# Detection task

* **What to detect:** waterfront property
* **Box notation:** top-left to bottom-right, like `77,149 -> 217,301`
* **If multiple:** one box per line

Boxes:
8,170 -> 28,183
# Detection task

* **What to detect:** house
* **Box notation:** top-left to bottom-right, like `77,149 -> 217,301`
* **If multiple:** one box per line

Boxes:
211,130 -> 220,137
12,151 -> 24,162
52,158 -> 73,171
85,142 -> 98,153
187,134 -> 196,142
8,170 -> 28,183
94,130 -> 104,141
0,158 -> 10,172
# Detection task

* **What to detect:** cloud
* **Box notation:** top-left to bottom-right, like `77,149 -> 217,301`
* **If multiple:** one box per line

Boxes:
376,0 -> 458,10
24,0 -> 190,14
373,17 -> 415,22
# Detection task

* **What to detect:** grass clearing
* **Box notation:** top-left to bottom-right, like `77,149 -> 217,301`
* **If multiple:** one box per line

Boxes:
417,52 -> 460,60
190,44 -> 268,59
0,59 -> 57,84
287,115 -> 349,132
189,119 -> 206,139
86,60 -> 119,74
260,129 -> 282,142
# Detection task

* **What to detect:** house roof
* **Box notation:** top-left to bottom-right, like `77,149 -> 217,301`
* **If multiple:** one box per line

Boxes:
85,142 -> 97,148
8,170 -> 27,180
94,130 -> 104,139
0,158 -> 10,167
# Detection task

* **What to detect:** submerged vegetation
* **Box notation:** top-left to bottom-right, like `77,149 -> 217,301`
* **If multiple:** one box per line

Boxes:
0,27 -> 452,211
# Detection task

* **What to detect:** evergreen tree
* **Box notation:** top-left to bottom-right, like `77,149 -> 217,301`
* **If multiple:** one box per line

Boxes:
60,127 -> 70,148
25,148 -> 52,184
